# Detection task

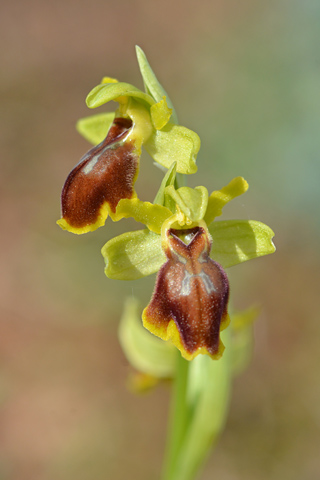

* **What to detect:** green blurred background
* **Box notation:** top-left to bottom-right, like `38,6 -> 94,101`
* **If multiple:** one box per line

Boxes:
1,0 -> 319,479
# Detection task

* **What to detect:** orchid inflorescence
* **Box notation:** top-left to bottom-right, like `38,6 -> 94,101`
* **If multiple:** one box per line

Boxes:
57,46 -> 275,479
57,46 -> 274,364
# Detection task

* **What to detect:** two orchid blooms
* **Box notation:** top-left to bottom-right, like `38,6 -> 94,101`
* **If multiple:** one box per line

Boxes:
57,47 -> 275,363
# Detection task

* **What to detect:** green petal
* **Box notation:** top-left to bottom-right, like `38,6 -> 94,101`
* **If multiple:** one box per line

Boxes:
76,112 -> 115,145
153,162 -> 177,206
144,123 -> 200,174
150,96 -> 172,130
86,81 -> 154,109
164,185 -> 208,222
119,297 -> 176,378
101,228 -> 165,280
204,177 -> 249,225
135,45 -> 178,124
209,220 -> 275,268
113,198 -> 172,234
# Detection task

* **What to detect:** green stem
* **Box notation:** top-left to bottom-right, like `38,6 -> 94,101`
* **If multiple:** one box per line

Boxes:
173,354 -> 232,480
161,335 -> 233,480
161,352 -> 190,480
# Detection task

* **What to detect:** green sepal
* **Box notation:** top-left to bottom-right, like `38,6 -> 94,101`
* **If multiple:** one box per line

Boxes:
86,81 -> 154,109
153,162 -> 177,206
101,229 -> 165,280
119,297 -> 176,378
76,112 -> 115,145
144,123 -> 199,174
164,185 -> 208,222
135,45 -> 178,124
209,220 -> 275,268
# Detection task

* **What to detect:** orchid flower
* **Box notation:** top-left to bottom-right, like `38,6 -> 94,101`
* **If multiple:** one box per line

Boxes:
57,47 -> 199,234
101,167 -> 274,360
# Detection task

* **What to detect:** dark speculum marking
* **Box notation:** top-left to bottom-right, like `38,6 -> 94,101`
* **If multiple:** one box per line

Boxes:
61,117 -> 138,228
145,226 -> 229,355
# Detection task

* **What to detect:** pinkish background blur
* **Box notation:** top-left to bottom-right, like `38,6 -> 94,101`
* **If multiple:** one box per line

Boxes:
1,1 -> 319,479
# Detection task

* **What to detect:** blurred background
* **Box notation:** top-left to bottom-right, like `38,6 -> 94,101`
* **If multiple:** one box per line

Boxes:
1,0 -> 319,479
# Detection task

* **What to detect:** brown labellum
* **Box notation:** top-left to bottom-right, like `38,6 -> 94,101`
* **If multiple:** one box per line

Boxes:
61,117 -> 138,228
144,226 -> 230,357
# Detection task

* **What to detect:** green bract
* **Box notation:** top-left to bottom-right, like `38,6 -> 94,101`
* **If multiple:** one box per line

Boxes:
119,298 -> 176,379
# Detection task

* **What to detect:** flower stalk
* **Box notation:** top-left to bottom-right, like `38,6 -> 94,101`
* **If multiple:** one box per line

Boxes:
162,353 -> 190,480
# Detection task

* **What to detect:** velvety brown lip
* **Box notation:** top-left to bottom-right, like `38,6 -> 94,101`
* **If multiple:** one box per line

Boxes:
61,117 -> 139,228
144,226 -> 229,355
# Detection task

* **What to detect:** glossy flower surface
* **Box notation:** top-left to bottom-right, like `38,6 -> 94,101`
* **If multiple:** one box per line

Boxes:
144,223 -> 230,360
58,117 -> 140,234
